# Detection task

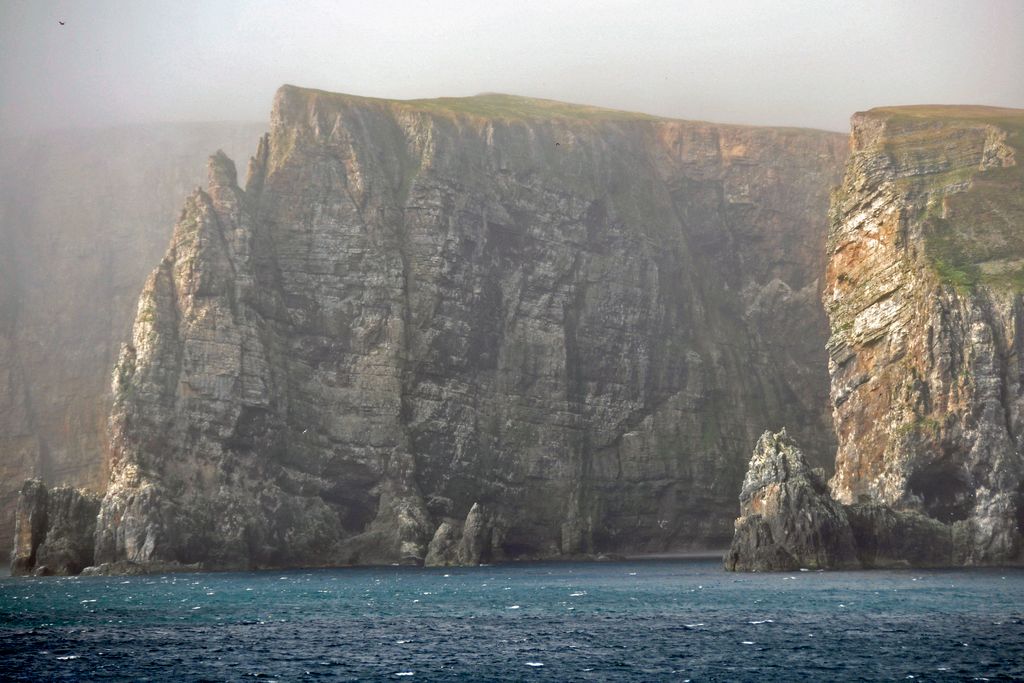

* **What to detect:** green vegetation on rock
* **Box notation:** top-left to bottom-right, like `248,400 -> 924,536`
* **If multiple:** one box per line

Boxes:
406,92 -> 662,122
278,85 -> 662,123
872,107 -> 1024,291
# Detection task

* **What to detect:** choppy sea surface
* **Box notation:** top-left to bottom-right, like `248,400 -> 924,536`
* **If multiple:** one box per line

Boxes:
2,559 -> 1023,681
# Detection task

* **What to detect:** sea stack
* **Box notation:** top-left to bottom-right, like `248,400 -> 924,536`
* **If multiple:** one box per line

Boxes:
10,480 -> 100,576
724,430 -> 858,571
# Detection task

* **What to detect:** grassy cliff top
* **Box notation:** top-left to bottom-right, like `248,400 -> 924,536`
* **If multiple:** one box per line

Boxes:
863,106 -> 1024,291
274,84 -> 844,134
867,104 -> 1024,125
405,92 -> 664,122
276,85 -> 660,123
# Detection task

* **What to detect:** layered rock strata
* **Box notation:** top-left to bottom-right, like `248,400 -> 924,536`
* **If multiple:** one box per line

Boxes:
93,86 -> 847,570
0,123 -> 264,553
10,480 -> 101,576
825,106 -> 1024,564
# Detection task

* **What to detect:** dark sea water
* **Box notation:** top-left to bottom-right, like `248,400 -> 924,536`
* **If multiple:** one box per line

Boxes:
2,559 -> 1023,681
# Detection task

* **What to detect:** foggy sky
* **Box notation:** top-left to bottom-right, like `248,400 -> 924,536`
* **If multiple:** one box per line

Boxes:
2,0 -> 1022,136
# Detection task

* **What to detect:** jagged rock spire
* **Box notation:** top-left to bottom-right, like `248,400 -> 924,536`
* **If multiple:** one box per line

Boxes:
725,430 -> 859,571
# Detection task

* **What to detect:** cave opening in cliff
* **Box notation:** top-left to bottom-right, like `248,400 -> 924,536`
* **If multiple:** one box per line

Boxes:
907,462 -> 974,523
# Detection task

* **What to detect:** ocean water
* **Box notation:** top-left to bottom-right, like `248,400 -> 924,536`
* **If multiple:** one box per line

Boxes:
1,559 -> 1023,681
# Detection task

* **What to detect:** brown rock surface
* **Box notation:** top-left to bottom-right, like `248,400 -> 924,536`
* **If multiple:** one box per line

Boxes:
825,106 -> 1024,564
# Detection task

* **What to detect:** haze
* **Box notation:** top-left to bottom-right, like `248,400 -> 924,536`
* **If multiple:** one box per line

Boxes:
2,0 -> 1023,135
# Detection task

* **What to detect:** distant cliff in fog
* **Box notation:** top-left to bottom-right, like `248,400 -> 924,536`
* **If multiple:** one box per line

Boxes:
0,122 -> 264,553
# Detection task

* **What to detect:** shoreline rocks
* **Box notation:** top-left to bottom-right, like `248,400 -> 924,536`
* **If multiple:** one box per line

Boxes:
727,429 -> 1024,571
10,480 -> 100,576
724,430 -> 858,571
424,502 -> 495,567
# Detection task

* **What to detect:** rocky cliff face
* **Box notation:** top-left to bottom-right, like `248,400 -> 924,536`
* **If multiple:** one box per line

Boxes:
424,502 -> 494,567
725,430 -> 958,571
0,123 -> 264,554
0,213 -> 41,566
9,480 -> 47,575
10,479 -> 101,576
825,105 -> 1024,564
724,430 -> 858,571
95,86 -> 846,569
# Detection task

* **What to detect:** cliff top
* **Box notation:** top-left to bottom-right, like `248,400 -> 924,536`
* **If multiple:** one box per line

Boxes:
273,84 -> 843,134
855,105 -> 1024,291
865,104 -> 1024,125
408,92 -> 662,122
276,84 -> 659,122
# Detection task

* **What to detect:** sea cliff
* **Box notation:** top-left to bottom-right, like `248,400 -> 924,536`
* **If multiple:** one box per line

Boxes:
87,86 -> 846,570
0,123 -> 264,554
728,105 -> 1024,571
825,106 -> 1024,564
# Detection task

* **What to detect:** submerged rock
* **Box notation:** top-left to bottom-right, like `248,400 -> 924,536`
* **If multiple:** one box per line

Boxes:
725,430 -> 858,571
79,560 -> 202,576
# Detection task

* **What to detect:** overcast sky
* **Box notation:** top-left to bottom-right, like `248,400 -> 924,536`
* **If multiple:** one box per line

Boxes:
2,0 -> 1022,135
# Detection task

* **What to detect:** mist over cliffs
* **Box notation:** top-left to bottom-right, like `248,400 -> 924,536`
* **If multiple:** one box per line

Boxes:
0,123 -> 264,553
10,87 -> 1023,576
82,86 -> 847,570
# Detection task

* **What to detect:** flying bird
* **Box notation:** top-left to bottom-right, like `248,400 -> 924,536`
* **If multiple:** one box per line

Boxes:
58,20 -> 65,25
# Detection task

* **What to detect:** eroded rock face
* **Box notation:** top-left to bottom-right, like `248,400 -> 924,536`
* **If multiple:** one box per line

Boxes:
10,480 -> 48,575
725,430 -> 858,571
424,502 -> 494,567
10,480 -> 100,576
34,487 -> 102,575
96,87 -> 847,569
845,502 -> 953,568
0,123 -> 264,554
825,106 -> 1024,564
424,521 -> 461,567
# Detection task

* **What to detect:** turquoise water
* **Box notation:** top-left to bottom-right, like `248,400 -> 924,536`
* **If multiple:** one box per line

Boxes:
2,559 -> 1023,681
